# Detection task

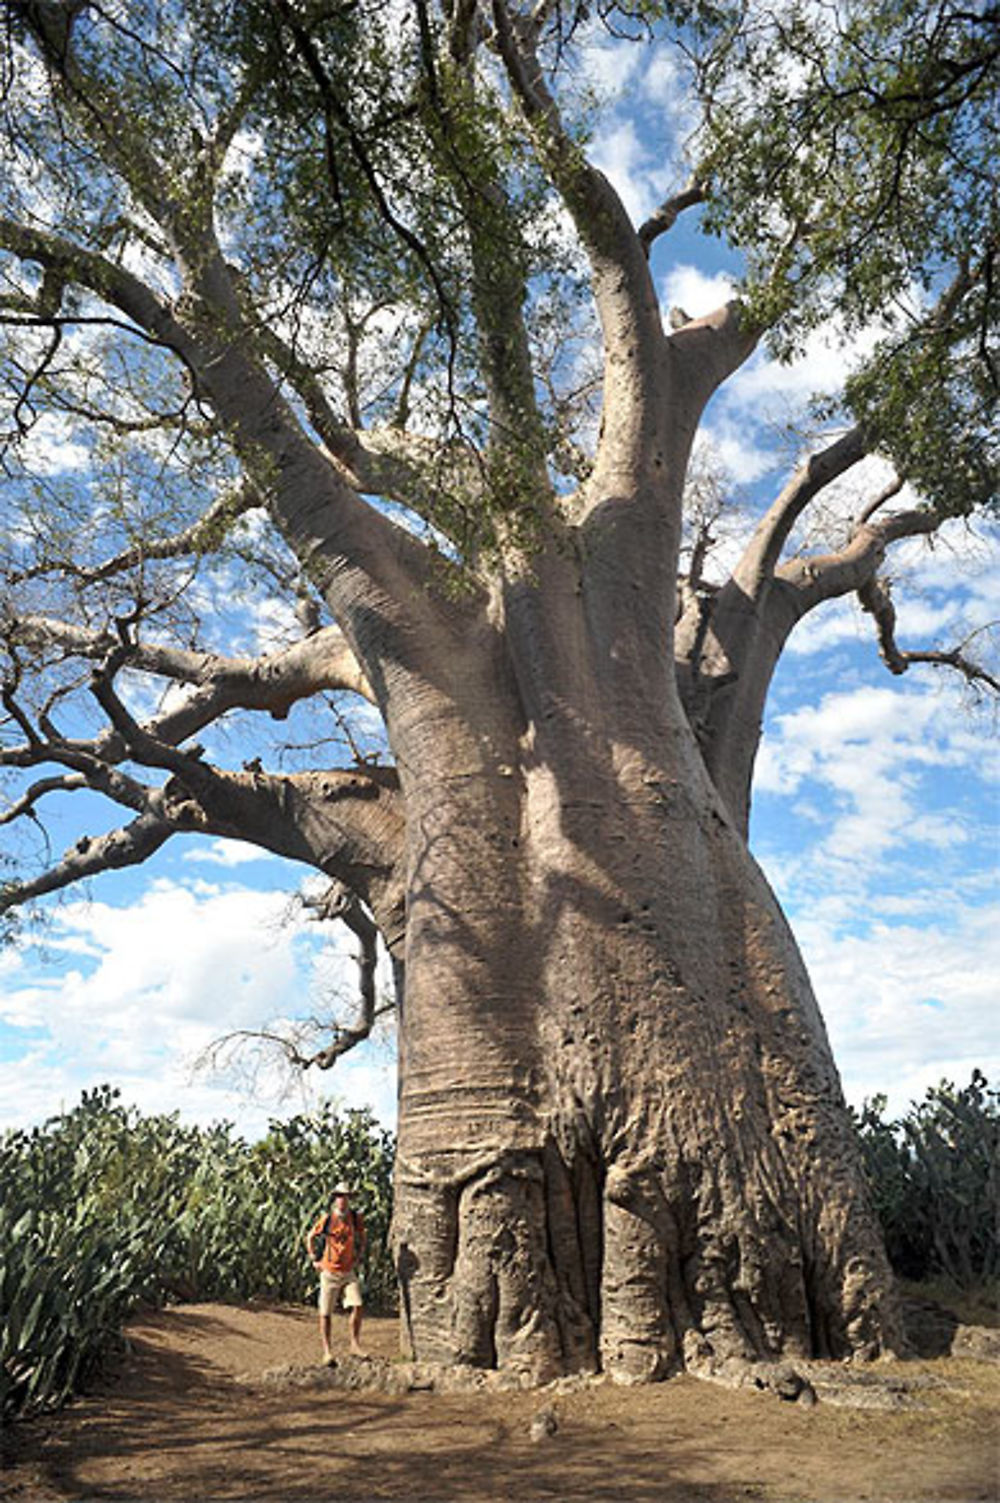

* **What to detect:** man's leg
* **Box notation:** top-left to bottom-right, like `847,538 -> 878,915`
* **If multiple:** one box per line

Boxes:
318,1274 -> 337,1364
345,1281 -> 365,1355
349,1302 -> 365,1355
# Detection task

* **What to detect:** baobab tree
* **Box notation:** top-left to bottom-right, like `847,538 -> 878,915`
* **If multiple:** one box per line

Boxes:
1,0 -> 996,1382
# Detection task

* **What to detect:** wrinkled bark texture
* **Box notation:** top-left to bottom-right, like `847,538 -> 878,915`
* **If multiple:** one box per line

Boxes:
0,0 -> 914,1390
390,547 -> 901,1383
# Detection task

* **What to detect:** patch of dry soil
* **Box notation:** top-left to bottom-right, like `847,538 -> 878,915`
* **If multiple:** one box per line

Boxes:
2,1303 -> 998,1502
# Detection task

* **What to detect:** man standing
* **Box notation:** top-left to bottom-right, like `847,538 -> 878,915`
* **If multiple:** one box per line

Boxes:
306,1182 -> 367,1364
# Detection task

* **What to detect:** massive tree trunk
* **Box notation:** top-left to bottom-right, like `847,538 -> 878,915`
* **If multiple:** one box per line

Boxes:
390,544 -> 901,1382
0,0 -> 912,1390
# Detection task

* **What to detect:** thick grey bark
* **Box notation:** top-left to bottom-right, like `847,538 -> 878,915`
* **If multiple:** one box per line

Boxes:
2,0 -> 907,1386
389,542 -> 901,1382
674,438 -> 945,837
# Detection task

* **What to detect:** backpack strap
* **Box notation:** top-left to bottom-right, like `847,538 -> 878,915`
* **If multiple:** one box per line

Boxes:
350,1209 -> 366,1265
311,1212 -> 332,1258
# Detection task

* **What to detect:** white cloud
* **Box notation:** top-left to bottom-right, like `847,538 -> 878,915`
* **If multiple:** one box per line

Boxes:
589,118 -> 669,224
20,412 -> 90,474
784,595 -> 867,657
1,883 -> 294,1036
640,49 -> 688,111
186,838 -> 277,868
797,903 -> 1000,1115
660,263 -> 736,320
0,878 -> 399,1136
700,420 -> 778,487
755,683 -> 984,861
753,642 -> 997,1115
579,35 -> 643,99
723,318 -> 886,420
759,684 -> 965,786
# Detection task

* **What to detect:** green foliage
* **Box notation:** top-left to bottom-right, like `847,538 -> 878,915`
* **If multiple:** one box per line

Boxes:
1,0 -> 573,573
3,1073 -> 996,1418
693,0 -> 998,515
852,1071 -> 999,1288
0,1086 -> 396,1420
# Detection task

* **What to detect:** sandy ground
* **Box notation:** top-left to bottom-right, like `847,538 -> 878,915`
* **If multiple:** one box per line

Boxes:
2,1302 -> 998,1502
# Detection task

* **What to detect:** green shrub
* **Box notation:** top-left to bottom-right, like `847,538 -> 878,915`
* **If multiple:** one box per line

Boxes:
0,1087 -> 396,1418
853,1071 -> 999,1288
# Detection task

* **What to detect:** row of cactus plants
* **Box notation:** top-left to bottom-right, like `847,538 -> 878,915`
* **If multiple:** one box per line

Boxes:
3,1073 -> 996,1419
0,1085 -> 395,1419
852,1070 -> 998,1289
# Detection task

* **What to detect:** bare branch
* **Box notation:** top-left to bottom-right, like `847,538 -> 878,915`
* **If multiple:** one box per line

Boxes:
777,506 -> 942,608
298,881 -> 387,1067
6,616 -> 376,748
8,485 -> 264,588
0,811 -> 177,913
199,878 -> 397,1083
0,680 -> 160,812
1,677 -> 42,747
688,493 -> 955,838
0,772 -> 87,826
731,426 -> 868,599
87,649 -> 211,781
638,178 -> 706,258
0,227 -> 450,617
0,95 -> 472,625
859,578 -> 1000,692
856,474 -> 906,526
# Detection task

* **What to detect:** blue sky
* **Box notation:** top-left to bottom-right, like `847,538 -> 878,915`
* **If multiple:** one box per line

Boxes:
1,27 -> 997,1141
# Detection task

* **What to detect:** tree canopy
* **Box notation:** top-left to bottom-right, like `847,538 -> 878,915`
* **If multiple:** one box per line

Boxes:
0,0 -> 997,984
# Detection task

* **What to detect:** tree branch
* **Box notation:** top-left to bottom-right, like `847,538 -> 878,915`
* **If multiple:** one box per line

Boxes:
14,1 -> 175,212
777,506 -> 942,609
199,877 -> 398,1082
6,614 -> 376,743
490,0 -> 667,475
2,42 -> 481,641
638,177 -> 706,258
856,474 -> 906,526
0,772 -> 87,826
730,425 -> 868,599
0,215 -> 466,623
859,578 -> 1000,693
0,217 -> 210,402
297,880 -> 388,1067
1,737 -> 406,948
0,680 -> 162,814
252,318 -> 486,521
7,484 -> 264,587
686,489 -> 952,836
0,810 -> 177,914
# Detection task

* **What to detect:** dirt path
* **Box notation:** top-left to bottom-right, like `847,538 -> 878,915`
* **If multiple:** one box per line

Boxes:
2,1303 -> 998,1502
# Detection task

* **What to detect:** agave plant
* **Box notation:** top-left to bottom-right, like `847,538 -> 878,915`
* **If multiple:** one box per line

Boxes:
1,1089 -> 395,1418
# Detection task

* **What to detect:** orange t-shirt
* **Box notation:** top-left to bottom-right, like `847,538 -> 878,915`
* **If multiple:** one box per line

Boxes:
310,1209 -> 365,1275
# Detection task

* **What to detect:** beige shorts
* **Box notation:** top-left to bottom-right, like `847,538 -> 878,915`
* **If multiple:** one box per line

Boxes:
318,1270 -> 363,1316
